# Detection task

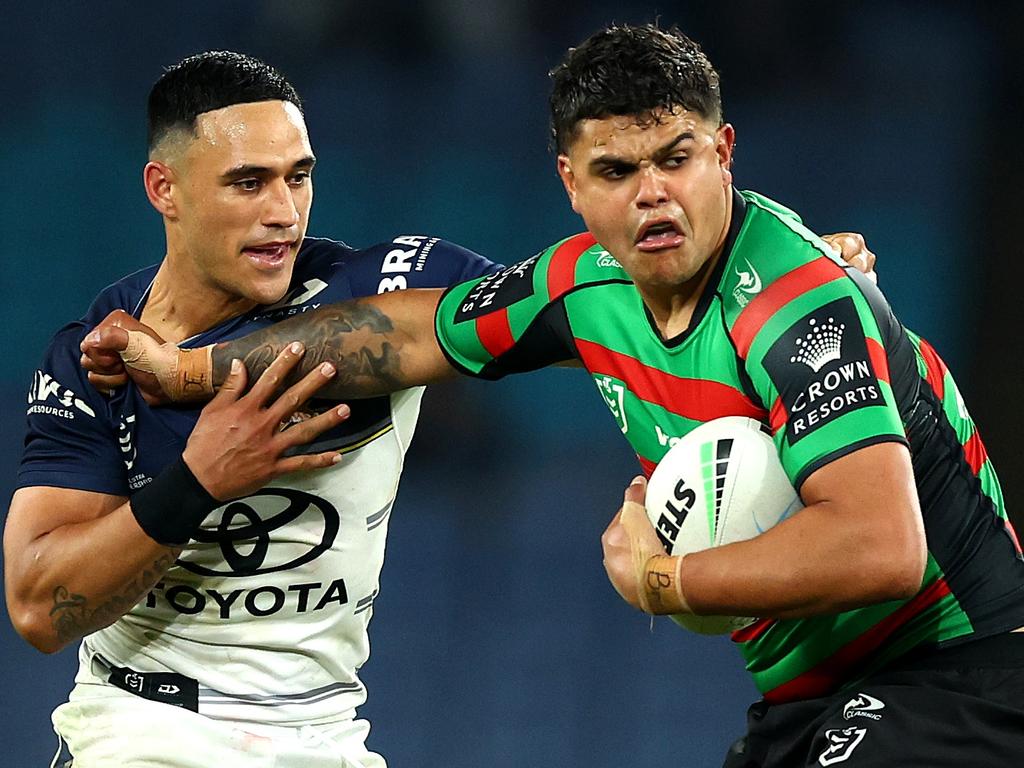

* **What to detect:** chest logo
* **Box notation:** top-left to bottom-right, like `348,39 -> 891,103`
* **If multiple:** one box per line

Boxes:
177,488 -> 340,577
594,375 -> 629,434
732,259 -> 763,307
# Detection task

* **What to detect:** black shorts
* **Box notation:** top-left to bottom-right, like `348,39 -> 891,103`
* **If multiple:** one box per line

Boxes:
723,632 -> 1024,768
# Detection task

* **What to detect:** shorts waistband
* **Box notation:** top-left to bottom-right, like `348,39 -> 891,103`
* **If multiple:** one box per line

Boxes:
91,652 -> 199,711
889,631 -> 1024,672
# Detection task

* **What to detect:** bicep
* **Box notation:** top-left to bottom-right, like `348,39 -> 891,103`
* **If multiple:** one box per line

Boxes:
5,486 -> 126,548
800,441 -> 925,561
4,487 -> 126,588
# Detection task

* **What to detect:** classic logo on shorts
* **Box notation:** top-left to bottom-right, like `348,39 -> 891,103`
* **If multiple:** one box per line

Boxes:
454,255 -> 540,322
817,726 -> 868,765
762,297 -> 883,444
178,488 -> 340,577
843,693 -> 885,721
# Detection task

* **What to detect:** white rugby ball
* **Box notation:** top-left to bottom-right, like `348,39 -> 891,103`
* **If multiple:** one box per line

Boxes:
645,416 -> 803,635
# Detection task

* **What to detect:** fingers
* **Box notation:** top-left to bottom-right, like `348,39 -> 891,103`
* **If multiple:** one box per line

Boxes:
620,477 -> 666,557
623,474 -> 647,505
87,370 -> 129,393
81,325 -> 130,356
277,403 -> 351,449
212,358 -> 249,404
109,309 -> 152,333
245,342 -> 306,406
265,362 -> 339,425
822,232 -> 876,277
275,450 -> 343,476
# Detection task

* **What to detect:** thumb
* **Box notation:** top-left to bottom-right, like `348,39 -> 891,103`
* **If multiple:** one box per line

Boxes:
83,325 -> 130,354
213,358 -> 247,402
620,477 -> 665,557
624,474 -> 647,506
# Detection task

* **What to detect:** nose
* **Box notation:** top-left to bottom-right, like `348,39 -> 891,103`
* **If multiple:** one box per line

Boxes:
635,164 -> 670,209
263,178 -> 300,228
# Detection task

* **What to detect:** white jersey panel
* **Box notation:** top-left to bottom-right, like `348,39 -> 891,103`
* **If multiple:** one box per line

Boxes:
81,386 -> 425,725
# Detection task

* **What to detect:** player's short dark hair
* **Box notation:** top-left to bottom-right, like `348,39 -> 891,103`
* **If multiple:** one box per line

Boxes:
549,24 -> 722,154
147,50 -> 302,151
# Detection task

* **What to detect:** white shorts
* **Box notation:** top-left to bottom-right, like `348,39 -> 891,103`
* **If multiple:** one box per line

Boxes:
51,681 -> 386,768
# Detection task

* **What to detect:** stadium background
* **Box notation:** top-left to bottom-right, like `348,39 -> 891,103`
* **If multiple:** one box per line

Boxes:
1,2 -> 1021,765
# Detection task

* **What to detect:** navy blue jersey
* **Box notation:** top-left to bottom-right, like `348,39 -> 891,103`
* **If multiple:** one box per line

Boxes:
17,235 -> 498,725
19,235 -> 497,497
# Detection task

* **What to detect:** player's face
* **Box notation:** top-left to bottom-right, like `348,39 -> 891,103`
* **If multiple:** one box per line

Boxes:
557,108 -> 735,296
173,100 -> 314,305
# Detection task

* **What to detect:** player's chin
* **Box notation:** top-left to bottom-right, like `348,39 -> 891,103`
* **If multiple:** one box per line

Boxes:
243,270 -> 294,306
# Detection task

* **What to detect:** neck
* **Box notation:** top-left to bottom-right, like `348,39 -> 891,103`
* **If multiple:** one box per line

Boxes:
141,252 -> 257,343
640,251 -> 722,339
643,189 -> 734,340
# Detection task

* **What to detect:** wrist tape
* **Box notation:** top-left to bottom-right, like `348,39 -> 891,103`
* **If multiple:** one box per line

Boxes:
121,333 -> 214,402
130,457 -> 221,546
639,554 -> 690,615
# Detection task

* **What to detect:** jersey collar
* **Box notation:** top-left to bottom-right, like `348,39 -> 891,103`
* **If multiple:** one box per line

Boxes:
644,188 -> 748,349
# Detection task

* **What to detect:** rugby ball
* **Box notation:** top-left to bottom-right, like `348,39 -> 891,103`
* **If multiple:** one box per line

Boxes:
645,416 -> 803,635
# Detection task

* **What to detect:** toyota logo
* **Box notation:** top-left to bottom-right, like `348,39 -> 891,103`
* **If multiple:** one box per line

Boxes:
177,488 -> 339,577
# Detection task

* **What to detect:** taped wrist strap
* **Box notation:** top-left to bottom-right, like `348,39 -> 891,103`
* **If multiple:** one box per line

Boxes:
122,333 -> 214,402
639,554 -> 690,615
130,457 -> 220,546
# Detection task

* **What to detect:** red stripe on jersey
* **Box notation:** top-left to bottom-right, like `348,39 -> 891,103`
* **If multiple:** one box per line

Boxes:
917,337 -> 947,400
731,618 -> 775,643
576,339 -> 767,422
762,578 -> 952,703
866,338 -> 890,384
475,309 -> 516,359
638,455 -> 657,478
547,232 -> 597,301
731,259 -> 846,359
962,430 -> 989,476
769,397 -> 788,434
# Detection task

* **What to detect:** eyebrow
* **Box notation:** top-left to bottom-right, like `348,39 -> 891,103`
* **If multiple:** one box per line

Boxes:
220,155 -> 317,180
588,131 -> 695,171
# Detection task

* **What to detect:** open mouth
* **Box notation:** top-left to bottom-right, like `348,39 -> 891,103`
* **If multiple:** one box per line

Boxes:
636,220 -> 685,252
243,241 -> 293,269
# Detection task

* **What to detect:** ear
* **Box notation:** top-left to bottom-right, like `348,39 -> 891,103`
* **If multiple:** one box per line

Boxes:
556,154 -> 582,215
715,123 -> 736,187
143,160 -> 178,218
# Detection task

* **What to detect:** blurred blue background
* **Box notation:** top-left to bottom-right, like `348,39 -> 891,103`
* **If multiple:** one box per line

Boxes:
3,1 -> 1022,766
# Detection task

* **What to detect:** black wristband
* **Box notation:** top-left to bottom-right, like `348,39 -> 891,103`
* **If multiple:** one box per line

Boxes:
130,457 -> 221,546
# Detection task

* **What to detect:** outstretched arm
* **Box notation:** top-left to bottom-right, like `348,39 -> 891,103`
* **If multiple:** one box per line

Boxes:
82,288 -> 454,404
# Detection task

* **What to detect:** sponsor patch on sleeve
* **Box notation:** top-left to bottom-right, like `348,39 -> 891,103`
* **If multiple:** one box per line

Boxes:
453,255 -> 540,323
762,297 -> 883,444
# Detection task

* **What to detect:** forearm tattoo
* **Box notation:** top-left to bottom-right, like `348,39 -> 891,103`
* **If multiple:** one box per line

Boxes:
212,300 -> 407,397
49,552 -> 177,645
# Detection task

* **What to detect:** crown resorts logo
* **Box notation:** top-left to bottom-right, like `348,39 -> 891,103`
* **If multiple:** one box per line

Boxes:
790,316 -> 845,373
762,297 -> 882,445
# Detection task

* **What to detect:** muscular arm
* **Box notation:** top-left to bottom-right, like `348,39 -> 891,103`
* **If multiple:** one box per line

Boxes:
678,442 -> 926,618
7,347 -> 349,652
606,442 -> 927,618
4,487 -> 179,653
210,289 -> 454,398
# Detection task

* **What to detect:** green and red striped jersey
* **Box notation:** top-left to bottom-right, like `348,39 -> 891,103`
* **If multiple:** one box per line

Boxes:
434,189 -> 1024,702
